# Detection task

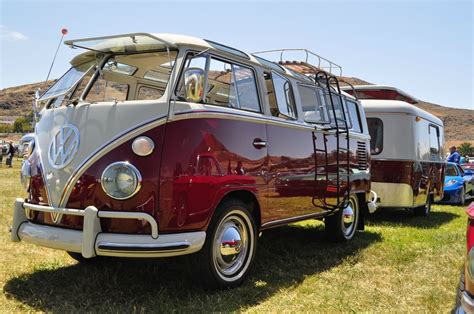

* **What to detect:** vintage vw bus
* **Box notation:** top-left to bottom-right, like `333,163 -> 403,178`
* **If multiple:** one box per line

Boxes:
12,33 -> 375,288
343,85 -> 446,216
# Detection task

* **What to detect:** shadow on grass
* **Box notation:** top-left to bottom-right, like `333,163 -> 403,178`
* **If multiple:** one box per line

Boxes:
4,225 -> 381,312
366,207 -> 460,229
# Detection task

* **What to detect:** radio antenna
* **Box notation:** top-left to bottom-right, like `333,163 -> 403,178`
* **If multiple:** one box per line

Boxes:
43,28 -> 68,88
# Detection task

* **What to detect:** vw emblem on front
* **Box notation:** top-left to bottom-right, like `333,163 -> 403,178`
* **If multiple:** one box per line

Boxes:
48,124 -> 80,169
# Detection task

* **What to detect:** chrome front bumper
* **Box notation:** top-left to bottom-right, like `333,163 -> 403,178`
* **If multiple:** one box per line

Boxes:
11,198 -> 206,258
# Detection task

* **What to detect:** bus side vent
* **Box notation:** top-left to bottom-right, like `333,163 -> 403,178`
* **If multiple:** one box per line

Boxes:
357,141 -> 368,170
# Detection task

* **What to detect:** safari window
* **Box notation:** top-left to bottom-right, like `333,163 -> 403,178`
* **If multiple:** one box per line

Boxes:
367,118 -> 383,155
83,51 -> 177,102
298,84 -> 329,124
271,72 -> 297,119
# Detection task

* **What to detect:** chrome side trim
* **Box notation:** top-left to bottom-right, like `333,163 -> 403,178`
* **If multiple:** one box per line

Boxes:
59,115 -> 167,207
261,211 -> 330,229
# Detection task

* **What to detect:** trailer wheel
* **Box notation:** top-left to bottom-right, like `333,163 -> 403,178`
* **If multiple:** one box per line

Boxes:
194,199 -> 257,289
414,193 -> 432,216
325,194 -> 359,242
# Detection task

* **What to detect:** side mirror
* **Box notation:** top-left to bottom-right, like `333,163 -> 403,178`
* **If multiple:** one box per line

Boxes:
34,89 -> 41,100
184,68 -> 205,103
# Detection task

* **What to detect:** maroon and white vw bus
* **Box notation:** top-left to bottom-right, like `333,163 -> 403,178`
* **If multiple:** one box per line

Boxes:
12,33 -> 375,288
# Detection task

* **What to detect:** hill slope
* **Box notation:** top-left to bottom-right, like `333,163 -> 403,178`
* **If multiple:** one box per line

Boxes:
0,79 -> 472,147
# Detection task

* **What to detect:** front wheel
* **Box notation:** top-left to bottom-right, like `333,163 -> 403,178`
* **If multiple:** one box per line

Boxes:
194,199 -> 257,289
325,194 -> 360,242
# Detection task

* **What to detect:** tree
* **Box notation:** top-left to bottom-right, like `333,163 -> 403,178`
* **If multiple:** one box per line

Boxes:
12,116 -> 33,133
459,142 -> 474,156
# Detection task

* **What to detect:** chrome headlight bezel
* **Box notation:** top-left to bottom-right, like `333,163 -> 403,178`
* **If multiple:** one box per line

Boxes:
468,247 -> 474,279
100,161 -> 142,200
20,160 -> 31,192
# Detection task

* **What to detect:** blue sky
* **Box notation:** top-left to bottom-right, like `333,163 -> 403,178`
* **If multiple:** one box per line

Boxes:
0,0 -> 472,109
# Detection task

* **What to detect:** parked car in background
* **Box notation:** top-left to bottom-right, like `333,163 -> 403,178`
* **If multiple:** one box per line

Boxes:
0,140 -> 7,155
441,162 -> 473,205
462,162 -> 474,171
457,202 -> 474,313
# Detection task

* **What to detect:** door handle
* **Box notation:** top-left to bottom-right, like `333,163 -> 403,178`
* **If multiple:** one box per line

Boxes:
253,139 -> 267,149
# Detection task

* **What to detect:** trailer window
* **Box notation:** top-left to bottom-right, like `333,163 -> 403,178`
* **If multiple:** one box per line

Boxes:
346,100 -> 363,133
268,72 -> 297,119
298,85 -> 329,124
367,118 -> 383,155
429,125 -> 440,154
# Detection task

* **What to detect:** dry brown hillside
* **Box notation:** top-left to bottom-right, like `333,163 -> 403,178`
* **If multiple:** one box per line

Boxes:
0,78 -> 472,148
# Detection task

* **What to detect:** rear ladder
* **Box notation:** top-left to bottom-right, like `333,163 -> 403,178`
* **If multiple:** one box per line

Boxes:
311,71 -> 351,211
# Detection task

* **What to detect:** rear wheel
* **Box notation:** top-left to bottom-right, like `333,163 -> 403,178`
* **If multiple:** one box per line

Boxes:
194,199 -> 257,289
325,194 -> 359,242
414,193 -> 432,216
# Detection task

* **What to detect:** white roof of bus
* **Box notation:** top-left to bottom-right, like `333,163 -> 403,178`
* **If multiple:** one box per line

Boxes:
361,99 -> 443,126
68,33 -> 316,83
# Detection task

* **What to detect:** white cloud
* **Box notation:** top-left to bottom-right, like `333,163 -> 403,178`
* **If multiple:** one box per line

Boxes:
0,25 -> 28,41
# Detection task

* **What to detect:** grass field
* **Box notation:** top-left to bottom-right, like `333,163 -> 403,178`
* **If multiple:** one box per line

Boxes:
0,161 -> 469,312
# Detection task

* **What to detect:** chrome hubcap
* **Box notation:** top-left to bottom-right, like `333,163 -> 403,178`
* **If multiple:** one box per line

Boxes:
213,215 -> 249,277
342,198 -> 357,237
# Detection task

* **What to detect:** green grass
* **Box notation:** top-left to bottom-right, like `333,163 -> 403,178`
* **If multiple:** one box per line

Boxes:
0,161 -> 469,312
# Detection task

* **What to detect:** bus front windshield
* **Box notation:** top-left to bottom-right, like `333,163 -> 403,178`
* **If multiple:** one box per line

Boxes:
43,49 -> 178,108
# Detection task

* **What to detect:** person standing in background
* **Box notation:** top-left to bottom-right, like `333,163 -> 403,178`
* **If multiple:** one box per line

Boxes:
447,146 -> 461,164
6,141 -> 15,168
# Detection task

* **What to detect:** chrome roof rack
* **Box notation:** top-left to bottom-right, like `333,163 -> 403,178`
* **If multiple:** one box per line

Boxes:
252,48 -> 343,77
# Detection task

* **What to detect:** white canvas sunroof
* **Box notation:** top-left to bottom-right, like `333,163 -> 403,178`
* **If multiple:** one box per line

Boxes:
64,33 -> 176,53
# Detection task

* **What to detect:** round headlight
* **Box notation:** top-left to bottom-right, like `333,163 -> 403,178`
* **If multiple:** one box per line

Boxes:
101,162 -> 142,200
132,136 -> 154,156
20,160 -> 31,192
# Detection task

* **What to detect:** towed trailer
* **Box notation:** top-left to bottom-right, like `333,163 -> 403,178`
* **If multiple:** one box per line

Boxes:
343,85 -> 446,216
12,33 -> 376,288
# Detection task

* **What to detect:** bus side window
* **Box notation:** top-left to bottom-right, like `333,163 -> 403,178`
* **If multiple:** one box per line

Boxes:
268,71 -> 297,120
346,100 -> 363,133
298,84 -> 330,124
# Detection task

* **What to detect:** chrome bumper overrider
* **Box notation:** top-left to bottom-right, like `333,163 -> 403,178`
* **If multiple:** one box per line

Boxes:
460,291 -> 474,314
11,198 -> 206,258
